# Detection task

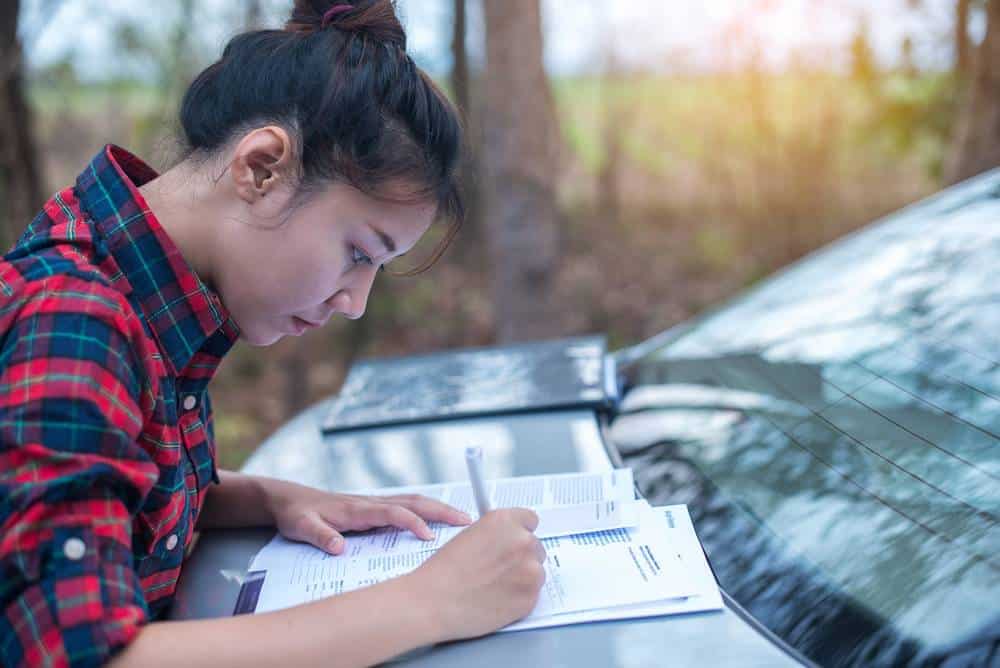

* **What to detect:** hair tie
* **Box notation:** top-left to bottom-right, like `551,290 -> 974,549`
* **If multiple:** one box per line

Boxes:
321,4 -> 353,27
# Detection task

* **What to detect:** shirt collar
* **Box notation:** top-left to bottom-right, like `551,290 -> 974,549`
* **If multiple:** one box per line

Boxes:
75,144 -> 240,376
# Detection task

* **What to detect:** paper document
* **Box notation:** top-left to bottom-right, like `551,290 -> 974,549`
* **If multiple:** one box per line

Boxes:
237,469 -> 723,631
254,499 -> 641,564
506,504 -> 724,630
360,468 -> 637,515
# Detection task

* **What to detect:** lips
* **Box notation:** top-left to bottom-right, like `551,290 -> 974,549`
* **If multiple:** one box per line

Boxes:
289,316 -> 320,335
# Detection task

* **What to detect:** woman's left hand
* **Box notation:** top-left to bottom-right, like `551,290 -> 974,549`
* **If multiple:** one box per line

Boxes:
263,479 -> 473,555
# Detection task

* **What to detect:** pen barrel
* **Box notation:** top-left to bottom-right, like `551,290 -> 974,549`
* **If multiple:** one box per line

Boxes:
465,446 -> 492,517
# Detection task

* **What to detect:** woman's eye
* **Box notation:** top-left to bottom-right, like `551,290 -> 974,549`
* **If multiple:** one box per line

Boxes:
351,246 -> 373,266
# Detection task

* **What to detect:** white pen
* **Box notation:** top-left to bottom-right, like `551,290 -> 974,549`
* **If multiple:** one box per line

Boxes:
465,446 -> 492,518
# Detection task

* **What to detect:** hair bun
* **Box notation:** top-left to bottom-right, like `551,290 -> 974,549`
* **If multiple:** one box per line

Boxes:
287,0 -> 406,49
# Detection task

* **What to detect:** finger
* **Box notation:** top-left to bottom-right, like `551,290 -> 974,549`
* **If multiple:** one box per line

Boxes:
533,536 -> 547,563
301,513 -> 346,555
505,507 -> 540,532
381,494 -> 472,526
364,504 -> 435,541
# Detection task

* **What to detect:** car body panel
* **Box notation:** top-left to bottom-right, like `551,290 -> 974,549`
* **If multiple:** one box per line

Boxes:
168,398 -> 806,666
611,170 -> 1000,666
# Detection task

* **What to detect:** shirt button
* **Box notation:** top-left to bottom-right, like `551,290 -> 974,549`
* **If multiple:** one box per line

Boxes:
166,534 -> 179,551
182,395 -> 198,411
63,537 -> 86,561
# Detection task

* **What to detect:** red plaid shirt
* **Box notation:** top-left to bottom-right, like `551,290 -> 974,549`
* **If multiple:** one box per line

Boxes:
0,145 -> 241,667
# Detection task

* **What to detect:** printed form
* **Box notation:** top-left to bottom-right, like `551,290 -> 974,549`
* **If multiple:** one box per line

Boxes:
361,468 -> 638,515
507,504 -> 723,630
240,469 -> 723,630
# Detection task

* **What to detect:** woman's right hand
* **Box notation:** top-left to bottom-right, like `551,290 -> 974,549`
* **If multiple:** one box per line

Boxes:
403,507 -> 546,641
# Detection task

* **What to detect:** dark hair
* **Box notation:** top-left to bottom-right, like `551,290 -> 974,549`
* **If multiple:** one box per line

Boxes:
178,0 -> 463,273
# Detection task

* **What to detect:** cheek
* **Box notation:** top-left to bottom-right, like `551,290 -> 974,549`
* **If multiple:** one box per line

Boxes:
279,240 -> 349,306
251,255 -> 345,316
224,218 -> 348,317
251,243 -> 338,305
215,268 -> 297,338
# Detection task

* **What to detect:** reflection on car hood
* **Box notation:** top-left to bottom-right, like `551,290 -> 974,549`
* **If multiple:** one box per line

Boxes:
611,170 -> 1000,667
620,383 -> 810,416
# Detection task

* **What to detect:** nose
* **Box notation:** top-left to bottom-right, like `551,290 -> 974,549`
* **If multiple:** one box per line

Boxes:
327,266 -> 378,320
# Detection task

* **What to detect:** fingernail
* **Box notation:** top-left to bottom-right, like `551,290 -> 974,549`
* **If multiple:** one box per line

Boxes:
327,537 -> 342,552
459,512 -> 473,524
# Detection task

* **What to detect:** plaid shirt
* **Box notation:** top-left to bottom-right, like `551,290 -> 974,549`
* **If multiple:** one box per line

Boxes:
0,145 -> 241,667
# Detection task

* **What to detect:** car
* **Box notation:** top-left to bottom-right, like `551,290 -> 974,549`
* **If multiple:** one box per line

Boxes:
169,171 -> 999,667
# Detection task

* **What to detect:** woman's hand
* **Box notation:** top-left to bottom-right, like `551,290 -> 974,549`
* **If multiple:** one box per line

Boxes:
262,478 -> 472,554
402,508 -> 547,641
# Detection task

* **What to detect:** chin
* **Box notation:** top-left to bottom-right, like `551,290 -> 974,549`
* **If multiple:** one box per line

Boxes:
239,325 -> 284,347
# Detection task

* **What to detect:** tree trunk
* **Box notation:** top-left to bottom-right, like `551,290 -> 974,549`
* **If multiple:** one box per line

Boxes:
947,0 -> 1000,183
956,0 -> 971,75
597,41 -> 619,227
0,0 -> 44,251
450,0 -> 469,118
482,0 -> 562,343
448,0 -> 485,273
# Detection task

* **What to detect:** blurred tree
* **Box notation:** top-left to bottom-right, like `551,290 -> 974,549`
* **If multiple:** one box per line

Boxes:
597,38 -> 635,228
450,0 -> 469,118
108,0 -> 202,158
947,0 -> 1000,182
597,84 -> 624,227
849,17 -> 878,89
164,0 -> 199,111
957,0 -> 972,74
448,0 -> 484,266
0,0 -> 43,250
900,35 -> 917,77
482,0 -> 562,342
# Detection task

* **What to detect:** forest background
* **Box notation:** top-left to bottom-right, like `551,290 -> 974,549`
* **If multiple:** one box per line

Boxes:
3,0 -> 998,468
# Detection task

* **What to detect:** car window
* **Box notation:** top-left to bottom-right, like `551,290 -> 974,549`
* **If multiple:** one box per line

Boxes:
613,176 -> 1000,667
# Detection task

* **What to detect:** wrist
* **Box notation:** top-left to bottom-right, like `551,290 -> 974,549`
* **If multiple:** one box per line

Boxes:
393,570 -> 449,645
255,475 -> 287,525
221,470 -> 281,526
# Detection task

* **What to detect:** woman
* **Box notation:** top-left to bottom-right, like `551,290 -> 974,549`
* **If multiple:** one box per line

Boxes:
0,2 -> 545,666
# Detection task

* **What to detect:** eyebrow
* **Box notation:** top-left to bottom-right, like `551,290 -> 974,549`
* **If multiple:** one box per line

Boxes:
368,224 -> 396,254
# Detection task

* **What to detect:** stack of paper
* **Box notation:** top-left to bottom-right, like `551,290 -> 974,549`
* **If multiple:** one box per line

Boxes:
237,469 -> 723,630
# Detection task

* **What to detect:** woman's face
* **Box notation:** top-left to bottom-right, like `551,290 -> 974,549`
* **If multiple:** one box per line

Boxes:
214,179 -> 436,346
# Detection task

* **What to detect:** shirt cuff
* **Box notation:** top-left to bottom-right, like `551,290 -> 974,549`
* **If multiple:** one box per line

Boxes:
1,526 -> 149,668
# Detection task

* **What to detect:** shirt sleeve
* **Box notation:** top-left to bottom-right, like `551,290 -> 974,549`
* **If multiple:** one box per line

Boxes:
0,276 -> 158,668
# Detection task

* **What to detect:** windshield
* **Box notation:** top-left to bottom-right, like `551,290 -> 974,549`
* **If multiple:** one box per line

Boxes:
612,174 -> 1000,666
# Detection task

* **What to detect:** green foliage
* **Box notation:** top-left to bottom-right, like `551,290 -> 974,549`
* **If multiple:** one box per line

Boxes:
26,66 -> 951,468
850,20 -> 879,87
693,225 -> 740,273
213,413 -> 261,470
864,73 -> 960,179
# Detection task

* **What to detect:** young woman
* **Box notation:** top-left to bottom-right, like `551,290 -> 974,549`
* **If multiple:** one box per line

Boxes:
0,2 -> 545,666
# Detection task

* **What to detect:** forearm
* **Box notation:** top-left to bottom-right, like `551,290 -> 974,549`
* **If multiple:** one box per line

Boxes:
197,469 -> 278,529
110,572 -> 441,668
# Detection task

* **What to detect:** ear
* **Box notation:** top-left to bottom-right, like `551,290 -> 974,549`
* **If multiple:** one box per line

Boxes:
230,126 -> 294,204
